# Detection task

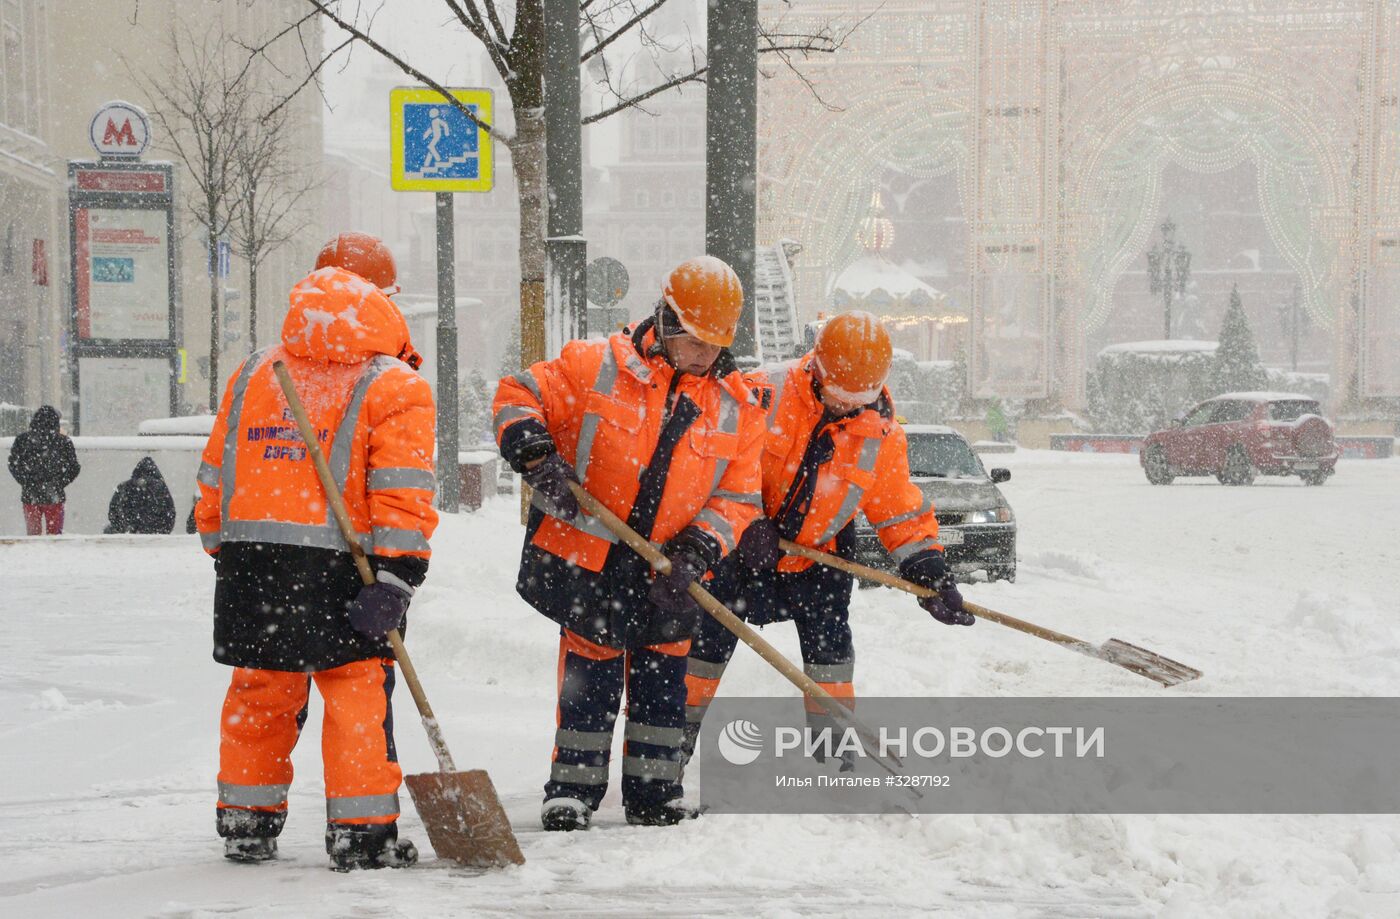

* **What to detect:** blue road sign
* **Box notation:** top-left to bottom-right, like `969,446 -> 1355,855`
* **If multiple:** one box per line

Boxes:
390,87 -> 494,192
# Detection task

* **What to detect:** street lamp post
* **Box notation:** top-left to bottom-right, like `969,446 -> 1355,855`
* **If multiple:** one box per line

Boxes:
1146,216 -> 1192,339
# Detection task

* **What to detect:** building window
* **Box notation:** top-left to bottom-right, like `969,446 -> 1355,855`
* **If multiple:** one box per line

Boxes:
636,123 -> 656,154
661,190 -> 675,208
659,123 -> 678,153
3,25 -> 21,130
683,117 -> 702,151
635,189 -> 650,208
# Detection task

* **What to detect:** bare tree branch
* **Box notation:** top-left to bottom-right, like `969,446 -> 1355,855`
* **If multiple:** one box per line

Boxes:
442,0 -> 511,77
583,64 -> 706,124
479,0 -> 512,52
263,36 -> 355,121
302,0 -> 508,141
232,9 -> 321,85
580,0 -> 668,64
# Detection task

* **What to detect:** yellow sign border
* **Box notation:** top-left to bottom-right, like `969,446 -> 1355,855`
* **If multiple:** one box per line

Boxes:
389,87 -> 494,193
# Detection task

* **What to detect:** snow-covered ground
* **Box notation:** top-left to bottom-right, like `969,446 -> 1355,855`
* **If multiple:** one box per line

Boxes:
3,450 -> 1399,917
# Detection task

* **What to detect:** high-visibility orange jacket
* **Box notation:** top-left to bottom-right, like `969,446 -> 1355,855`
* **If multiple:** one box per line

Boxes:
196,267 -> 437,671
494,321 -> 765,645
756,355 -> 942,574
496,322 -> 765,569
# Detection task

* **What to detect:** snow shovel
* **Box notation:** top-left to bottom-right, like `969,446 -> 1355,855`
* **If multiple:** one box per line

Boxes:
273,361 -> 524,868
566,481 -> 909,778
780,539 -> 1202,688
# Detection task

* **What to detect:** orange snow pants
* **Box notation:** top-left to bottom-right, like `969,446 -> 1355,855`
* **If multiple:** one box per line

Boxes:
217,659 -> 402,828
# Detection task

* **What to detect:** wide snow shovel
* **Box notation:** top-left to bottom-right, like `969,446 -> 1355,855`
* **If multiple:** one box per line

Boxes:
780,539 -> 1202,688
566,481 -> 909,778
274,361 -> 524,868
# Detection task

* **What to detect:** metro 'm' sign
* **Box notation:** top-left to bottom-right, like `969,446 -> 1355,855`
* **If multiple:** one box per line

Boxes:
89,100 -> 151,158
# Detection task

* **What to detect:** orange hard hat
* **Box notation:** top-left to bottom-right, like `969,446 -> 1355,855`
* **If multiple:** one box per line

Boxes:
315,232 -> 397,290
661,255 -> 744,347
813,310 -> 893,404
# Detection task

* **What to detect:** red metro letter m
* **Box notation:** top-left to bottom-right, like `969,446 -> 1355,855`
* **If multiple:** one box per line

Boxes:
102,117 -> 137,148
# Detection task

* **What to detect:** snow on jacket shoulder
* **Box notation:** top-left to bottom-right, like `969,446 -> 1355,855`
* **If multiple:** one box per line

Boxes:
193,268 -> 438,671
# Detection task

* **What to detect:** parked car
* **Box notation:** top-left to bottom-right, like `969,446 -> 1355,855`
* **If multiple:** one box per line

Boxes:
854,425 -> 1017,583
1140,392 -> 1338,487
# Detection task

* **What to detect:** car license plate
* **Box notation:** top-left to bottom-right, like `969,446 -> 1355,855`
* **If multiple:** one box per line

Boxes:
940,527 -> 964,546
1295,461 -> 1319,471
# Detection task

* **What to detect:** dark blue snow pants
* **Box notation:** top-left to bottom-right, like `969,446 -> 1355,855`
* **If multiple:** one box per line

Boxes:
545,628 -> 690,811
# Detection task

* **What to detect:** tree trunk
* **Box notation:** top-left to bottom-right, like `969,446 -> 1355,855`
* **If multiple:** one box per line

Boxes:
248,260 -> 258,351
512,107 -> 547,369
208,229 -> 220,409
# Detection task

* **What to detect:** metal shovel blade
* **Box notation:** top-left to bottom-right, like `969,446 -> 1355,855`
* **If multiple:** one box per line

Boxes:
1100,638 -> 1203,687
404,769 -> 525,868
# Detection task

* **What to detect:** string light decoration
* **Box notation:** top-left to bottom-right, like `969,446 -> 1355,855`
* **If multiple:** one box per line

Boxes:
756,0 -> 1400,403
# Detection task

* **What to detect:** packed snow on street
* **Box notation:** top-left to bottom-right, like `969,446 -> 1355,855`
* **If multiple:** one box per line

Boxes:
3,449 -> 1399,917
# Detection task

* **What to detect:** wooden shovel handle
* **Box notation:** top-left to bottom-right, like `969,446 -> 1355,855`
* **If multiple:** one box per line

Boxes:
272,361 -> 457,772
565,481 -> 911,777
566,482 -> 842,704
777,538 -> 1099,656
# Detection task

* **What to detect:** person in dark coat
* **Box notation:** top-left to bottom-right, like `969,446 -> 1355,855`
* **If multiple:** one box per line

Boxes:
104,456 -> 176,534
7,405 -> 80,535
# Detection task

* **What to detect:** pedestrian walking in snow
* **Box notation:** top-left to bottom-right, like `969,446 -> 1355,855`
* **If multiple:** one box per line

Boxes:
195,233 -> 438,870
7,405 -> 80,535
494,255 -> 766,831
104,456 -> 176,534
683,311 -> 972,767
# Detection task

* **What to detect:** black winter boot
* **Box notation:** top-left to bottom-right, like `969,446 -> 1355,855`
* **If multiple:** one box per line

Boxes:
326,822 -> 419,871
624,799 -> 700,826
541,797 -> 592,832
224,837 -> 278,862
218,807 -> 285,863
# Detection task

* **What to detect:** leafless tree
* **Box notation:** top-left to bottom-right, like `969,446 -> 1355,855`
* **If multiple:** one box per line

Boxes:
137,25 -> 252,408
229,105 -> 319,350
256,1 -> 858,369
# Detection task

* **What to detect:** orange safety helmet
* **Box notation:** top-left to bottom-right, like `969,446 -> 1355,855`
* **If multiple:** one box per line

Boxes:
661,255 -> 744,347
812,310 -> 893,404
315,232 -> 398,291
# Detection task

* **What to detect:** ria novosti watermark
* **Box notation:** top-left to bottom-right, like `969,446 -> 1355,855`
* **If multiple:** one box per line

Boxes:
698,698 -> 1400,814
761,722 -> 1105,762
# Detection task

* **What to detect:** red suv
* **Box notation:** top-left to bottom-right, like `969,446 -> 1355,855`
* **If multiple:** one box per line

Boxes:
1140,392 -> 1338,486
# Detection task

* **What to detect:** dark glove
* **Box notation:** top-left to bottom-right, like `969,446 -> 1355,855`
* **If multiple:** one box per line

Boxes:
917,577 -> 974,626
522,451 -> 580,521
649,529 -> 717,641
347,579 -> 412,638
649,551 -> 706,640
901,551 -> 974,627
735,517 -> 782,570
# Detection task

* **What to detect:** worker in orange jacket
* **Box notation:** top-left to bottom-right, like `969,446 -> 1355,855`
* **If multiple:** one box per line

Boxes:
196,233 -> 438,869
494,256 -> 765,830
683,311 -> 973,761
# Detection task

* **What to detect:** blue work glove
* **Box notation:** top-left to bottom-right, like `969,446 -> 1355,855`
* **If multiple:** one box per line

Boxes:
901,552 -> 975,627
347,578 -> 412,638
523,452 -> 580,521
735,517 -> 782,570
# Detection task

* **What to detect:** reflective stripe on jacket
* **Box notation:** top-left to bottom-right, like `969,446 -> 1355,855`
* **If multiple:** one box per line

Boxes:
493,325 -> 765,573
758,356 -> 940,574
195,268 -> 437,562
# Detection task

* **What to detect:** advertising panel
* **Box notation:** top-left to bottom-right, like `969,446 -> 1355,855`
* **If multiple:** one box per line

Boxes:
74,207 -> 170,341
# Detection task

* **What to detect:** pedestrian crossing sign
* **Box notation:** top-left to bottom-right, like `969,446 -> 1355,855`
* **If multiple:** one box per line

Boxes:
389,87 -> 494,192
